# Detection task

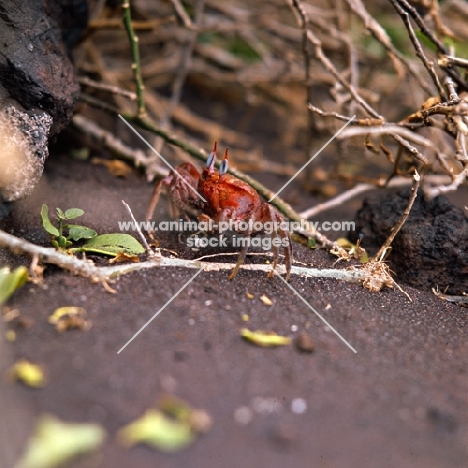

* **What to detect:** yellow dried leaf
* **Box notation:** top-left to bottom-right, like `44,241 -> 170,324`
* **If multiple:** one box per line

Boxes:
92,157 -> 132,177
109,251 -> 140,264
241,314 -> 249,322
336,237 -> 353,248
159,395 -> 212,434
48,307 -> 90,333
117,410 -> 194,452
260,294 -> 273,306
241,328 -> 291,348
15,414 -> 106,468
5,329 -> 16,342
8,359 -> 46,388
48,307 -> 86,324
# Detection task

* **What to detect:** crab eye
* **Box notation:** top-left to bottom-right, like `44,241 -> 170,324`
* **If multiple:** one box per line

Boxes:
206,152 -> 215,168
219,159 -> 229,175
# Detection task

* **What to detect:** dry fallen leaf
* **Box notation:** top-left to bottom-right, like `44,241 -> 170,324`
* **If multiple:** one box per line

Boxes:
109,251 -> 140,264
117,410 -> 194,452
91,157 -> 133,177
241,328 -> 291,348
7,359 -> 46,388
5,329 -> 16,342
260,294 -> 273,306
117,395 -> 211,453
48,307 -> 91,333
15,414 -> 106,468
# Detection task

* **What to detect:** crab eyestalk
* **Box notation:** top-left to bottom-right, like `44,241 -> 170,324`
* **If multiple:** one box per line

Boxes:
205,141 -> 217,169
219,148 -> 229,175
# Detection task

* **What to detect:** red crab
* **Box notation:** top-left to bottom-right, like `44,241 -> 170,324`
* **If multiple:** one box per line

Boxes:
146,142 -> 292,280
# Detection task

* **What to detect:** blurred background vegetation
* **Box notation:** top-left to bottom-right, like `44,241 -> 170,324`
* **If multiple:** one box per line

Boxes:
74,0 -> 468,204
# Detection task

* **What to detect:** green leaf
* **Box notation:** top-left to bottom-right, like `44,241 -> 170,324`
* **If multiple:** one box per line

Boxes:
15,414 -> 106,468
79,234 -> 145,256
307,238 -> 316,248
55,207 -> 65,220
67,225 -> 97,241
40,205 -> 59,237
0,266 -> 29,305
117,410 -> 194,452
64,208 -> 84,220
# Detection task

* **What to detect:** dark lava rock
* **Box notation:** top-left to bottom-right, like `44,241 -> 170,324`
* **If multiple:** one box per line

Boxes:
0,0 -> 87,136
355,190 -> 468,294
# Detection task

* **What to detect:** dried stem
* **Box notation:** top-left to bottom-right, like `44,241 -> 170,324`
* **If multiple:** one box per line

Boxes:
0,229 -> 367,285
439,55 -> 468,69
78,76 -> 137,100
394,0 -> 467,90
72,115 -> 168,175
388,0 -> 447,101
344,0 -> 433,96
299,175 -> 451,219
121,200 -> 153,254
288,0 -> 313,161
372,170 -> 421,262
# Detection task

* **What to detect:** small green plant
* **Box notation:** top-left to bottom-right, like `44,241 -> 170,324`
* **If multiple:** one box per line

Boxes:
40,205 -> 145,257
0,266 -> 29,305
40,205 -> 97,249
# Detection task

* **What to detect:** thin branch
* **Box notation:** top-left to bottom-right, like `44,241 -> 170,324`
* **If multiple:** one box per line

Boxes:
302,16 -> 429,164
439,55 -> 468,69
72,114 -> 169,176
121,0 -> 146,117
288,0 -> 313,161
372,170 -> 421,262
308,104 -> 383,125
394,0 -> 467,90
170,0 -> 193,28
388,0 -> 447,101
299,175 -> 451,219
444,76 -> 459,103
0,229 -> 367,284
423,167 -> 468,199
339,124 -> 433,150
305,27 -> 381,119
78,76 -> 137,100
79,93 -> 122,115
344,0 -> 434,96
121,200 -> 154,254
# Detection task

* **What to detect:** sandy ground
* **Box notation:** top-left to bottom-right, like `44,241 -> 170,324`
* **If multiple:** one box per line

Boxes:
0,146 -> 467,468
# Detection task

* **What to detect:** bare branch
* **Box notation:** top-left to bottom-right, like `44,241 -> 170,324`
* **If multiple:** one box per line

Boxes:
372,170 -> 421,262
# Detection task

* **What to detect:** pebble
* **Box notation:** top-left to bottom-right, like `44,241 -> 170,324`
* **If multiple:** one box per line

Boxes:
295,332 -> 315,353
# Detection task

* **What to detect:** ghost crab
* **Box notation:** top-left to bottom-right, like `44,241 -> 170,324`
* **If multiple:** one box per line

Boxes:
146,142 -> 292,280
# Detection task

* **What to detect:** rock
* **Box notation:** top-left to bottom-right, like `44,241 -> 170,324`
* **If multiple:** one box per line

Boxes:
355,190 -> 468,294
0,105 -> 52,202
295,332 -> 315,353
0,0 -> 87,137
0,0 -> 87,202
